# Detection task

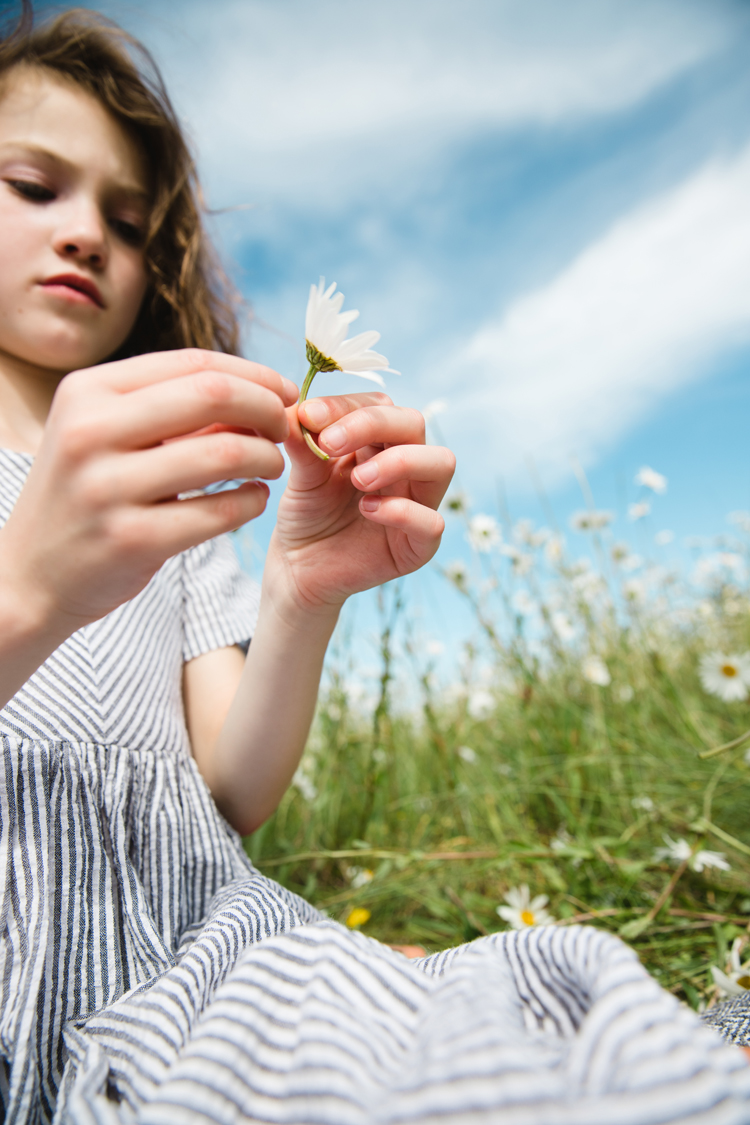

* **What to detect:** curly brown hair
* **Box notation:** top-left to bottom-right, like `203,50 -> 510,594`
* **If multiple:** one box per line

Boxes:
0,1 -> 241,357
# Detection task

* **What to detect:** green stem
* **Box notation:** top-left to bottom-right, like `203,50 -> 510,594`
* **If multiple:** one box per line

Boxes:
298,362 -> 328,461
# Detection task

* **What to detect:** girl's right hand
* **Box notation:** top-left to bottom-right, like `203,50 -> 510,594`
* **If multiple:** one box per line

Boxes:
0,348 -> 296,634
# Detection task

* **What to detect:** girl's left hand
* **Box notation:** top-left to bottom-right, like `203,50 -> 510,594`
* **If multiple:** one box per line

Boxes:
267,392 -> 455,616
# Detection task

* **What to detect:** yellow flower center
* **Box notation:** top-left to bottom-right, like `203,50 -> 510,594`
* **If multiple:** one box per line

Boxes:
721,664 -> 738,678
737,975 -> 750,989
521,910 -> 535,926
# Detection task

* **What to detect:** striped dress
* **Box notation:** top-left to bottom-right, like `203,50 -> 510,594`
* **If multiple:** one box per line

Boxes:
1,451 -> 749,1125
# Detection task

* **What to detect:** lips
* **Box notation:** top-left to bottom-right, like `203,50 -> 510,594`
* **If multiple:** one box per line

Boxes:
40,273 -> 104,308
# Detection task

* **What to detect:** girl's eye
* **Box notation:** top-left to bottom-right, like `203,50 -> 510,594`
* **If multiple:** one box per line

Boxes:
109,217 -> 146,248
6,178 -> 55,202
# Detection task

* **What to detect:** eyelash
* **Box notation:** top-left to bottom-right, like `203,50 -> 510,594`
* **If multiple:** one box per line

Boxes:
5,178 -> 146,247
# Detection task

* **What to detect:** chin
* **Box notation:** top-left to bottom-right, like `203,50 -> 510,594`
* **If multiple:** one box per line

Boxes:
11,325 -> 130,374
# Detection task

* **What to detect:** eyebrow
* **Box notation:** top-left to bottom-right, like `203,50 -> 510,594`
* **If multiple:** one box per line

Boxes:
0,141 -> 151,202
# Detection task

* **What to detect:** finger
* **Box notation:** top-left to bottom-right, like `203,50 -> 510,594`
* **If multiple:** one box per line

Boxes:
105,372 -> 290,448
316,404 -> 425,457
297,392 -> 393,433
351,445 -> 456,510
358,494 -> 445,555
139,481 -> 271,552
71,348 -> 297,404
120,431 -> 286,502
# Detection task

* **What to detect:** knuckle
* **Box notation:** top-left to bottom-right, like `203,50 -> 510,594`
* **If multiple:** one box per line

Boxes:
104,509 -> 145,556
212,431 -> 248,473
213,490 -> 248,528
182,347 -> 216,372
194,369 -> 234,406
55,416 -> 107,464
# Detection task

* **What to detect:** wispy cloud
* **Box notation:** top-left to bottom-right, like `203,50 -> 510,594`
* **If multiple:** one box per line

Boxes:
443,146 -> 750,485
109,0 -> 734,207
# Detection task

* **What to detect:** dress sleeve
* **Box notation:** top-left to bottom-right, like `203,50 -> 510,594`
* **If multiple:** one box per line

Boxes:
181,535 -> 260,662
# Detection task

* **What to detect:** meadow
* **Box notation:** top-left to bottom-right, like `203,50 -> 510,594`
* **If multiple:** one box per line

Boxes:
244,477 -> 750,1012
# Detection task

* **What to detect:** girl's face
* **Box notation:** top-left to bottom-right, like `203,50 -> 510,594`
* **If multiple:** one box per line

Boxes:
0,67 -> 150,376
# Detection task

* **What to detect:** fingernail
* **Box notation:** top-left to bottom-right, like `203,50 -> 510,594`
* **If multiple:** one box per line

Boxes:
355,461 -> 378,487
322,424 -> 346,451
302,400 -> 327,428
361,495 -> 380,512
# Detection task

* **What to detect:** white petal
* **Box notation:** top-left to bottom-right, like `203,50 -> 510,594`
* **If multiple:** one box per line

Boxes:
711,966 -> 747,996
342,370 -> 386,386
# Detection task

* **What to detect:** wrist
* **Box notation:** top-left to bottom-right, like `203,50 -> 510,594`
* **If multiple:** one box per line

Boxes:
261,541 -> 344,633
0,536 -> 76,650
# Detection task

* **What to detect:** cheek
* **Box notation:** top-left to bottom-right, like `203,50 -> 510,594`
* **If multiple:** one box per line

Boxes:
113,253 -> 149,326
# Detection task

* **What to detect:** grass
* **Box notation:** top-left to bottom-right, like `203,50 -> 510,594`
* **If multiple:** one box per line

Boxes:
243,499 -> 750,1012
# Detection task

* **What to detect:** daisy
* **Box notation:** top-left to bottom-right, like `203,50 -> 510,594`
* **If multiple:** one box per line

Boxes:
444,560 -> 469,588
570,510 -> 613,532
712,938 -> 750,997
582,654 -> 611,686
699,652 -> 750,702
456,745 -> 477,763
692,849 -> 730,873
467,514 -> 501,554
497,885 -> 555,929
345,866 -> 374,889
635,466 -> 668,494
653,835 -> 692,864
628,502 -> 651,521
300,278 -> 398,459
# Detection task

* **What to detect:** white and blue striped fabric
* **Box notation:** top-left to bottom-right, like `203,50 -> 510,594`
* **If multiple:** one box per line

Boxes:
1,448 -> 749,1125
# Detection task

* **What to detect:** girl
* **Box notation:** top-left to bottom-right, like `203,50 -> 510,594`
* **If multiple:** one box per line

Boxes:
0,7 -> 747,1125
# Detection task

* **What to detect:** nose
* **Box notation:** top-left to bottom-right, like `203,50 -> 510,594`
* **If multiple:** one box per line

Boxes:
52,200 -> 109,271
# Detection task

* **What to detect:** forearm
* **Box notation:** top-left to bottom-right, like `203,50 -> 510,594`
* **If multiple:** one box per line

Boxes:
204,578 -> 339,835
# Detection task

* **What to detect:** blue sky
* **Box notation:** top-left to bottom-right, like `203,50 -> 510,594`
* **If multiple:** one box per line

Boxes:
52,0 -> 750,655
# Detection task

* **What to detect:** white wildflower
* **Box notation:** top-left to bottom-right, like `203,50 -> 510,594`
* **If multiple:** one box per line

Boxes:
582,655 -> 611,687
551,612 -> 575,642
444,490 -> 469,515
544,535 -> 564,564
628,501 -> 651,521
654,834 -> 692,865
617,685 -> 635,703
497,885 -> 555,929
345,865 -> 374,889
623,578 -> 645,603
425,640 -> 445,656
621,554 -> 644,572
467,514 -> 501,554
570,510 -> 613,532
692,849 -> 730,873
611,542 -> 629,562
467,689 -> 494,720
305,278 -> 397,384
695,553 -> 744,585
445,560 -> 469,588
631,795 -> 654,811
635,466 -> 668,494
457,745 -> 477,763
655,530 -> 674,546
572,570 -> 606,605
712,938 -> 750,998
511,590 -> 538,616
292,761 -> 317,802
699,652 -> 750,702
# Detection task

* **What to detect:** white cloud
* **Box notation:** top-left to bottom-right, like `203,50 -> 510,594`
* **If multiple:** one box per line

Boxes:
105,0 -> 732,206
444,145 -> 750,484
